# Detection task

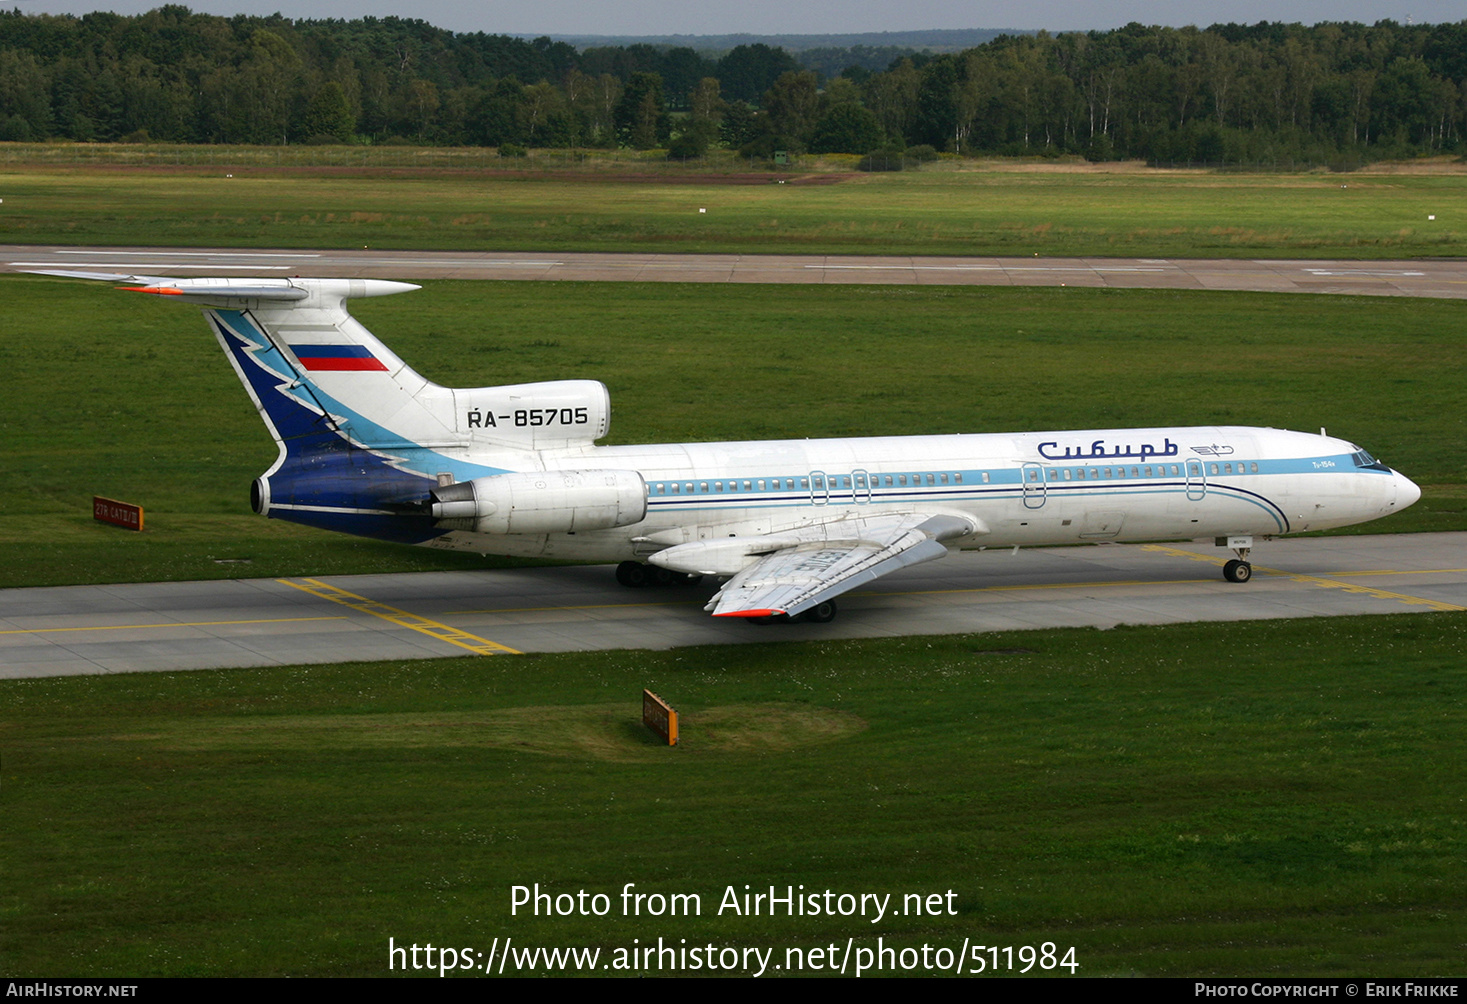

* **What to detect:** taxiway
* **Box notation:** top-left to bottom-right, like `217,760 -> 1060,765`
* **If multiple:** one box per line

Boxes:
2,533 -> 1461,677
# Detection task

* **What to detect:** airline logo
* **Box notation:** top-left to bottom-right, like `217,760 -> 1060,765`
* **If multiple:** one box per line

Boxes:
289,344 -> 388,372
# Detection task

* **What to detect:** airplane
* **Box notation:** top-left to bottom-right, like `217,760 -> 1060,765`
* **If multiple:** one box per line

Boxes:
40,273 -> 1421,624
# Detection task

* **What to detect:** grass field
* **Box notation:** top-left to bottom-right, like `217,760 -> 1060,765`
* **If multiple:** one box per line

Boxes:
4,162 -> 1465,979
3,613 -> 1464,976
2,161 -> 1465,258
2,274 -> 1462,588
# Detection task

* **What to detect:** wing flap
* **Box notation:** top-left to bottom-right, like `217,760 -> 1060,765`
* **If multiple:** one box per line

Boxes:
706,513 -> 976,618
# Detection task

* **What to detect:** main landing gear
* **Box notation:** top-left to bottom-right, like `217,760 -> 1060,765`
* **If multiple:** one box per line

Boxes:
751,600 -> 839,625
615,561 -> 702,589
1216,535 -> 1254,583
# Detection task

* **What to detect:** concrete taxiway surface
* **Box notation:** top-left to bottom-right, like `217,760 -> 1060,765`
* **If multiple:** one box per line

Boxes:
2,533 -> 1461,678
7,245 -> 1467,298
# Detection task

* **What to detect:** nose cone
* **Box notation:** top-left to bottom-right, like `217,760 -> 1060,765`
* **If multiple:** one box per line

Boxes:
1394,470 -> 1422,511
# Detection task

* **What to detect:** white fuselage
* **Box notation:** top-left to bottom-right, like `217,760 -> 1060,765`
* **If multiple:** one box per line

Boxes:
415,425 -> 1415,561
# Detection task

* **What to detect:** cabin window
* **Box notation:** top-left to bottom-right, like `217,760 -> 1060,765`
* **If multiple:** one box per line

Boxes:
954,473 -> 963,483
982,472 -> 990,483
940,473 -> 949,485
757,479 -> 765,490
1063,469 -> 1073,481
1210,464 -> 1219,475
1250,463 -> 1258,473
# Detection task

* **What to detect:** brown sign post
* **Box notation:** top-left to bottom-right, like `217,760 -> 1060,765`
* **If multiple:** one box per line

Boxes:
642,689 -> 679,746
93,496 -> 144,532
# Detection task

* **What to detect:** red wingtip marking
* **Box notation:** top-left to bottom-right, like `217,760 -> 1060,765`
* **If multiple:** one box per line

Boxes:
119,286 -> 184,296
713,609 -> 785,618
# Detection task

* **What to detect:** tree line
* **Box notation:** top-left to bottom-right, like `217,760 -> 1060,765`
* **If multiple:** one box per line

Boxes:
1,7 -> 1464,164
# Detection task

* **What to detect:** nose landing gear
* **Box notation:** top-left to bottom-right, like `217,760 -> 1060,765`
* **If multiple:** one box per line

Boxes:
1216,535 -> 1254,583
1223,558 -> 1253,583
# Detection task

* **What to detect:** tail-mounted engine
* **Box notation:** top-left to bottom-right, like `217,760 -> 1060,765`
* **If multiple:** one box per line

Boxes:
430,470 -> 647,534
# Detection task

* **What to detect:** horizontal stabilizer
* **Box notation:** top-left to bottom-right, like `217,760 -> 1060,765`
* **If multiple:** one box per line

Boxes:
24,268 -> 174,284
24,271 -> 420,306
122,283 -> 310,302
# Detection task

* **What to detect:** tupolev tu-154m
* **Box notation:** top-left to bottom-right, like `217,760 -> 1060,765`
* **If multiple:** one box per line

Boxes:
43,273 -> 1421,624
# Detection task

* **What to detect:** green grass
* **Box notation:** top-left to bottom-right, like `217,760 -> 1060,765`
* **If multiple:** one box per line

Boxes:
2,162 -> 1465,257
2,275 -> 1462,587
3,614 -> 1464,976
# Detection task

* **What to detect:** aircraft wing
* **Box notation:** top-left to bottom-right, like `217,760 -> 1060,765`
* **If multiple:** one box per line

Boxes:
698,513 -> 977,619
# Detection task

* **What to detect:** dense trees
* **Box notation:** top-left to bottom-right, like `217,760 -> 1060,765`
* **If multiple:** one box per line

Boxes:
0,9 -> 1463,162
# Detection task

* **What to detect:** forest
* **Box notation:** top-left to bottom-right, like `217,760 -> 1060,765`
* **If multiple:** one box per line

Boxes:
1,6 -> 1464,164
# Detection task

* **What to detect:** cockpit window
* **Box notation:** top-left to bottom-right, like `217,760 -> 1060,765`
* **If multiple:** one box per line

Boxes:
1351,449 -> 1388,471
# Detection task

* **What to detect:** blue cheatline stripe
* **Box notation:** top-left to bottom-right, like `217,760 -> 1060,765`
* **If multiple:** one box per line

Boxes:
644,479 -> 1290,532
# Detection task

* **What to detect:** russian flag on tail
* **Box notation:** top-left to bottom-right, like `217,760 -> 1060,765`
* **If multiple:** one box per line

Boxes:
290,344 -> 389,372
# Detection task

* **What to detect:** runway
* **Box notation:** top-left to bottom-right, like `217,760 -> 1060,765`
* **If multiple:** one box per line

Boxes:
6,245 -> 1467,298
2,533 -> 1462,677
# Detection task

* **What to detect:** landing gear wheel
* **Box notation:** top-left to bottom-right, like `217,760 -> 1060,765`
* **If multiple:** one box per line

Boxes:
615,560 -> 649,587
651,566 -> 676,587
804,600 -> 838,624
1223,559 -> 1252,583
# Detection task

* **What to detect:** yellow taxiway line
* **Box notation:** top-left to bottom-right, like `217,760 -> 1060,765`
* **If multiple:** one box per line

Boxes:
1141,544 -> 1466,612
278,578 -> 521,655
0,616 -> 347,635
